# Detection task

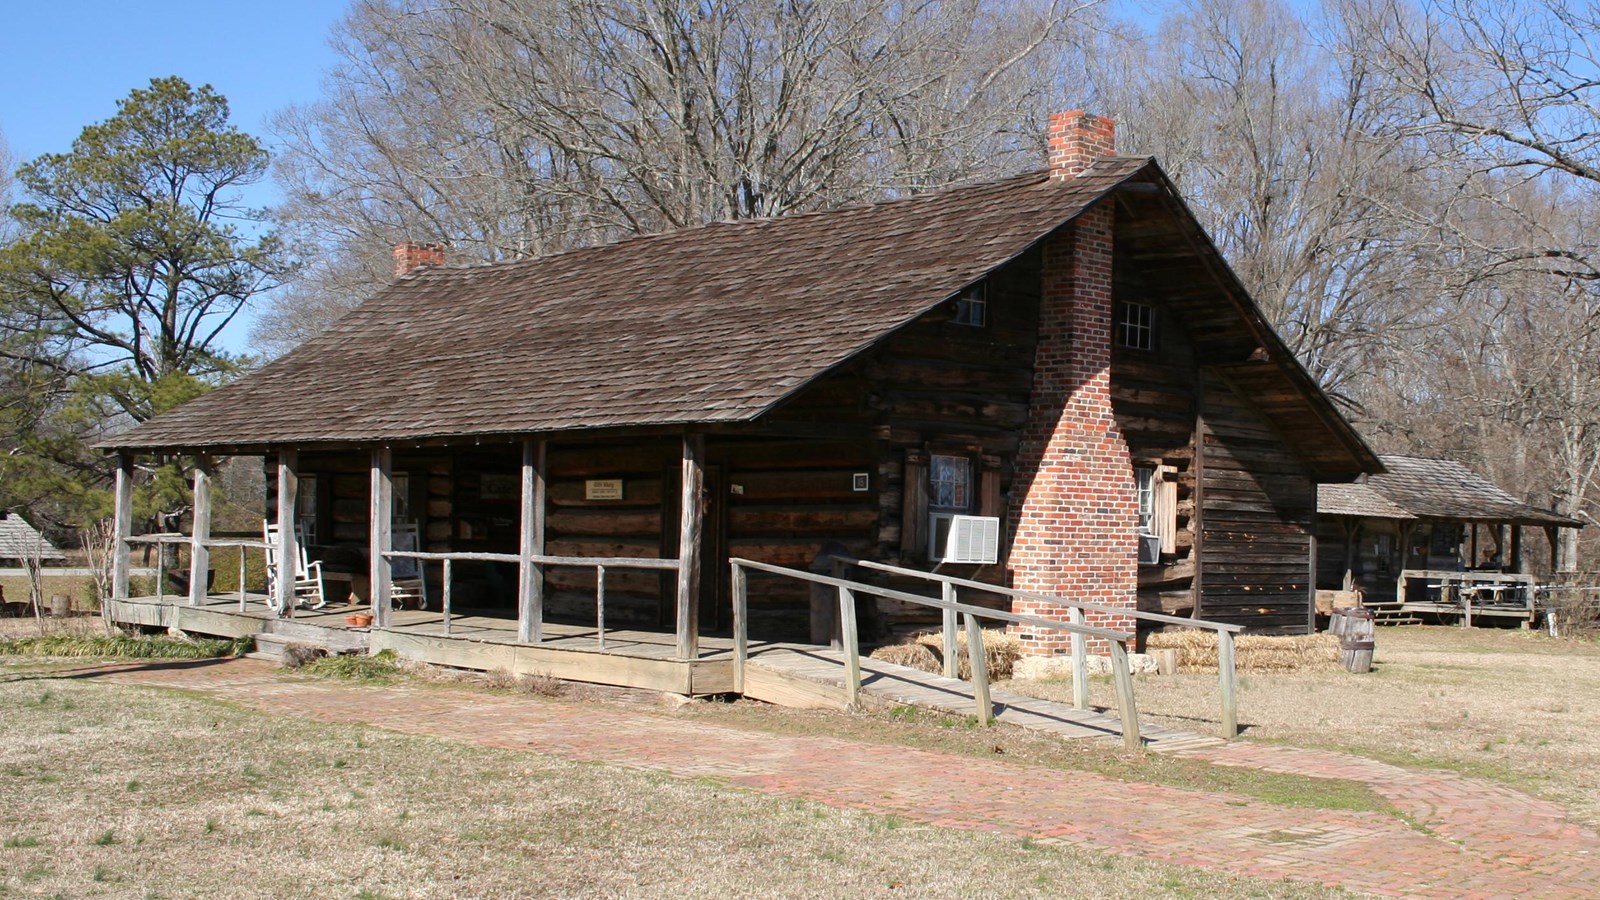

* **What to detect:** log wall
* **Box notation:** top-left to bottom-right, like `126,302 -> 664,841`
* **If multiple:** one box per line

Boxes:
858,252 -> 1043,636
1110,265 -> 1201,618
1198,371 -> 1317,631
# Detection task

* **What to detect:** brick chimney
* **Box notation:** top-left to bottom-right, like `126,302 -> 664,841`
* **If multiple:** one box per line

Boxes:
1047,110 -> 1116,180
1009,110 -> 1136,657
393,241 -> 446,278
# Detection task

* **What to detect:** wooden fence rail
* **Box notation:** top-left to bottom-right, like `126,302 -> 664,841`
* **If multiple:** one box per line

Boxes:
730,557 -> 1142,749
853,558 -> 1244,740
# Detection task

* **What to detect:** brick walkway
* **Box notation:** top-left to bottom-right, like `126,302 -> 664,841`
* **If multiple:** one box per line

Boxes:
93,658 -> 1600,897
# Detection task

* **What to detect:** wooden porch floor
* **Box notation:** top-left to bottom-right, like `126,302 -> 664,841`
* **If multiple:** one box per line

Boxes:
104,593 -> 1199,747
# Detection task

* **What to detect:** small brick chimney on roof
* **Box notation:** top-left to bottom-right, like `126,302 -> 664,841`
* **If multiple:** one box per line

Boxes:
393,241 -> 446,279
1047,110 -> 1116,180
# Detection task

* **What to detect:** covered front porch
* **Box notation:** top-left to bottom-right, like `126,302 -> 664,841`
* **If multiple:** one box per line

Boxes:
107,427 -> 857,664
103,589 -> 739,694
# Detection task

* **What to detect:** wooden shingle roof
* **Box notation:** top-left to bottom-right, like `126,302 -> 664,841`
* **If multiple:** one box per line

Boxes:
106,155 -> 1377,481
112,161 -> 1149,451
1318,455 -> 1582,527
1318,482 -> 1414,520
0,514 -> 65,560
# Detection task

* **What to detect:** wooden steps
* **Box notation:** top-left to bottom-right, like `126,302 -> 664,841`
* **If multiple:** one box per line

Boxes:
1361,601 -> 1420,626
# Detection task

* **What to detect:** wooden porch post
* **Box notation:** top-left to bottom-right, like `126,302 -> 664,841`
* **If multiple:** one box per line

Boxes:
112,453 -> 133,601
676,433 -> 705,659
518,437 -> 546,644
1307,509 -> 1318,633
276,450 -> 299,617
1546,525 -> 1560,574
1511,524 -> 1524,573
369,448 -> 393,626
188,462 -> 211,607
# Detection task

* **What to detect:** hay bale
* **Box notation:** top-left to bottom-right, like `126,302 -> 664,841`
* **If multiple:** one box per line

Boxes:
869,628 -> 1021,681
1145,630 -> 1341,673
869,642 -> 940,674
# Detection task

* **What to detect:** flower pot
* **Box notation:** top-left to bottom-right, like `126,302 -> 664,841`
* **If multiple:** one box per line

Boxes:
345,613 -> 374,628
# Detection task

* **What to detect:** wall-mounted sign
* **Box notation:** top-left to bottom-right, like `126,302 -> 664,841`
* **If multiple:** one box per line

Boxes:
480,474 -> 518,501
585,479 -> 624,500
852,473 -> 870,492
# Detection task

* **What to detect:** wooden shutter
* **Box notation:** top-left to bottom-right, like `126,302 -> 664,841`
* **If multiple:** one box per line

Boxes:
1154,465 -> 1178,554
978,455 -> 1003,518
902,450 -> 929,562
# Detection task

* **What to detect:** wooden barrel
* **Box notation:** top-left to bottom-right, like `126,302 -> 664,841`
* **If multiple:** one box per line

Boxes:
1340,638 -> 1375,674
1331,607 -> 1375,641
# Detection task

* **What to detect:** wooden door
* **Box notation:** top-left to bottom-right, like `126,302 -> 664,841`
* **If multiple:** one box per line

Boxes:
660,464 -> 728,634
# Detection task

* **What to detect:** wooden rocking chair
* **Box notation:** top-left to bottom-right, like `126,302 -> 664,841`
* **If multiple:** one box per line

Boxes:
388,522 -> 427,611
263,520 -> 326,611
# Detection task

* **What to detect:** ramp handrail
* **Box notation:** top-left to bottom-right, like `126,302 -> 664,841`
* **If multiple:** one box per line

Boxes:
852,558 -> 1242,739
729,557 -> 1142,749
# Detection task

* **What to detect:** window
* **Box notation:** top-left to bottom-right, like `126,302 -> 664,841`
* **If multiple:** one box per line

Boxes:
297,474 -> 319,547
928,454 -> 972,559
392,473 -> 412,523
952,285 -> 986,327
1116,300 -> 1154,350
1135,468 -> 1155,536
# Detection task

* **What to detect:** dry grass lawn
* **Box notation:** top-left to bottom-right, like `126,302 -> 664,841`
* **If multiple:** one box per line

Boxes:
0,672 -> 1338,898
1010,626 -> 1600,825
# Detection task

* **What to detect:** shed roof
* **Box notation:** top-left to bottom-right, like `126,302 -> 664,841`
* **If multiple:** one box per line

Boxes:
1318,481 -> 1415,520
1318,455 -> 1582,528
106,157 -> 1377,478
0,514 -> 66,560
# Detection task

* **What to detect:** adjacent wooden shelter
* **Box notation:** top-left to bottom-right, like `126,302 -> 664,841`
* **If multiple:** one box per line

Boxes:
0,513 -> 65,564
1317,455 -> 1582,622
100,113 -> 1377,673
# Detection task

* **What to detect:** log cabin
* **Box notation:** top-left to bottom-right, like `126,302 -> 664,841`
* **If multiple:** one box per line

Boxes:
101,111 -> 1379,669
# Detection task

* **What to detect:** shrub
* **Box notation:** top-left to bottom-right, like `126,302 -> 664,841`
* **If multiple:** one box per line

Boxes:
301,649 -> 404,682
0,633 -> 250,660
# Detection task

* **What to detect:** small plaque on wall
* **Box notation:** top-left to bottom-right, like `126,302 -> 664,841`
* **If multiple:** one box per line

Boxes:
585,479 -> 624,500
852,473 -> 870,492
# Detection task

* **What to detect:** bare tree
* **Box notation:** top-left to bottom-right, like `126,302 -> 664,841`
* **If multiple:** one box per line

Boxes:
0,129 -> 15,245
1343,0 -> 1600,280
1088,0 -> 1439,403
258,0 -> 1103,353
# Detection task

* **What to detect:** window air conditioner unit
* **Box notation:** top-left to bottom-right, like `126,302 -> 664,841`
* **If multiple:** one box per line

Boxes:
942,515 -> 1000,565
1138,533 -> 1162,566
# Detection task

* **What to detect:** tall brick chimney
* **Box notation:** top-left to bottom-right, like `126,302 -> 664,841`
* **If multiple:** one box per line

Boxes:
393,241 -> 446,279
1047,110 -> 1116,180
1009,111 -> 1136,656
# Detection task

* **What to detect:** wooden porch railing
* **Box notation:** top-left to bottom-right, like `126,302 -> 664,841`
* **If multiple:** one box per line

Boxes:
853,559 -> 1245,740
383,550 -> 680,649
729,557 -> 1143,749
126,534 -> 276,612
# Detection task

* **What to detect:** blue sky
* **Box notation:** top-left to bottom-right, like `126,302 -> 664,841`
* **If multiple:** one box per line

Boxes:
1,0 -> 1159,355
0,0 -> 348,199
1,1 -> 351,354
